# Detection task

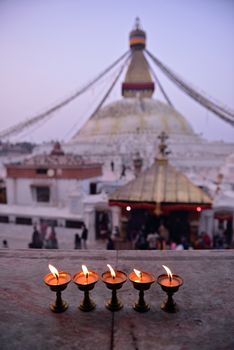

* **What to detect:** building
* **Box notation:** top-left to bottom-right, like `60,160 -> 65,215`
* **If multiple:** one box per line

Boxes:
199,152 -> 234,241
109,137 -> 212,242
0,143 -> 103,236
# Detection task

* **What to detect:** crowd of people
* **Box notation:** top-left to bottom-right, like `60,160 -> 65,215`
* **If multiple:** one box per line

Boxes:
132,223 -> 189,250
3,218 -> 232,251
28,222 -> 89,250
131,222 -> 233,251
107,219 -> 233,251
28,223 -> 58,249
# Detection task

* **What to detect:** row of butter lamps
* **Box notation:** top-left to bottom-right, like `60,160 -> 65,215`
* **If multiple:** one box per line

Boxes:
44,264 -> 183,314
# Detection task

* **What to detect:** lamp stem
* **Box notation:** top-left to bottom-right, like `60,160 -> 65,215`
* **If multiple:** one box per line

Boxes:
56,290 -> 63,308
138,289 -> 146,307
83,289 -> 91,307
111,288 -> 118,306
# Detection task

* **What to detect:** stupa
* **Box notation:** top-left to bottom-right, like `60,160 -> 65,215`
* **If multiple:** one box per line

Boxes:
69,18 -> 233,198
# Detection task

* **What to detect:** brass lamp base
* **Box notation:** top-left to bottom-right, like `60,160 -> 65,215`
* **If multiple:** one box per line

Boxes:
50,300 -> 69,313
79,290 -> 96,312
106,299 -> 123,311
133,289 -> 150,313
105,288 -> 123,311
50,291 -> 69,313
133,302 -> 150,313
161,294 -> 178,313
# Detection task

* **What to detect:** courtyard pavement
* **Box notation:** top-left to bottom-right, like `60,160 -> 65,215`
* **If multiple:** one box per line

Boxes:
0,223 -> 106,250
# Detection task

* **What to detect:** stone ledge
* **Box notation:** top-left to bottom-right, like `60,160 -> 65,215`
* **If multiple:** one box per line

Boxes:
0,249 -> 234,350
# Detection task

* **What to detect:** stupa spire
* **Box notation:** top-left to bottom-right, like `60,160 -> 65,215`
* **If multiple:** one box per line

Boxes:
122,18 -> 155,98
129,17 -> 146,49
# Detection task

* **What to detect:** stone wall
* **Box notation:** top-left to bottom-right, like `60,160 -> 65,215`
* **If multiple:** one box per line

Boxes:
0,249 -> 233,350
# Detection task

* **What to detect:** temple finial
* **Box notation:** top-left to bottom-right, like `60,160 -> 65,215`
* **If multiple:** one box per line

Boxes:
135,17 -> 141,30
122,19 -> 154,98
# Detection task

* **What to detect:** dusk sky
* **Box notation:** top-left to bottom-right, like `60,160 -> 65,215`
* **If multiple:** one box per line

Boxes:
0,0 -> 233,143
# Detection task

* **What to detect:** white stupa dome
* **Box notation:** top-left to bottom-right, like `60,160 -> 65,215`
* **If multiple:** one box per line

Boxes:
72,98 -> 195,142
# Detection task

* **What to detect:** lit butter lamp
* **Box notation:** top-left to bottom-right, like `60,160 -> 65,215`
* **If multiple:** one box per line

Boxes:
157,265 -> 183,313
43,264 -> 71,313
128,269 -> 155,312
73,265 -> 99,312
102,264 -> 127,311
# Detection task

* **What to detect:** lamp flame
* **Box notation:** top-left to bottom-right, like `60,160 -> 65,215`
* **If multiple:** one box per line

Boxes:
133,269 -> 142,280
49,264 -> 59,281
107,264 -> 116,279
162,265 -> 173,282
82,265 -> 89,279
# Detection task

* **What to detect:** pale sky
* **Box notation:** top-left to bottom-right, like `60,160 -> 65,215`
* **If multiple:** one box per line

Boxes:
0,0 -> 233,143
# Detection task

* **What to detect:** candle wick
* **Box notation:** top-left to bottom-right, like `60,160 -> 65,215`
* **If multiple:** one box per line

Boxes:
55,273 -> 59,283
169,275 -> 172,284
86,273 -> 88,281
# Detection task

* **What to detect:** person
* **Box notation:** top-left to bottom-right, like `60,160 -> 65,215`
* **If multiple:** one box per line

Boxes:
158,222 -> 169,243
2,239 -> 8,248
45,226 -> 58,249
113,226 -> 120,238
170,241 -> 177,250
146,231 -> 159,249
106,236 -> 115,250
29,225 -> 43,249
194,232 -> 211,249
156,234 -> 166,250
74,233 -> 81,249
194,233 -> 204,249
135,230 -> 148,250
81,224 -> 88,249
181,236 -> 190,250
110,160 -> 115,172
120,164 -> 126,178
175,239 -> 184,251
201,231 -> 211,249
224,221 -> 233,247
40,221 -> 48,244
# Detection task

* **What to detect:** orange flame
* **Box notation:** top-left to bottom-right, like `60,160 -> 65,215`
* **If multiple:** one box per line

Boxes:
107,264 -> 116,279
162,265 -> 173,282
82,265 -> 89,279
48,264 -> 59,280
133,269 -> 142,280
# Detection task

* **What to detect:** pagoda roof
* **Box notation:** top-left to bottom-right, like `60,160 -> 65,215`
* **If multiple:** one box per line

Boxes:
109,158 -> 212,208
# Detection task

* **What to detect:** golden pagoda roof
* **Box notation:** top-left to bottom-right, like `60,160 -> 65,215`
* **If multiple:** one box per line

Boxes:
109,158 -> 212,206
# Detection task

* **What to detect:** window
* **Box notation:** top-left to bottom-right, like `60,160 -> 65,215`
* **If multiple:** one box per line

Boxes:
16,217 -> 32,225
0,187 -> 7,203
65,220 -> 83,228
36,186 -> 50,202
36,168 -> 48,175
0,216 -> 9,223
90,182 -> 97,195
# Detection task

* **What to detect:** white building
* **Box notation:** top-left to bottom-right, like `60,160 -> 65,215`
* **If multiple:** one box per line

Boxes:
1,142 -> 104,240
